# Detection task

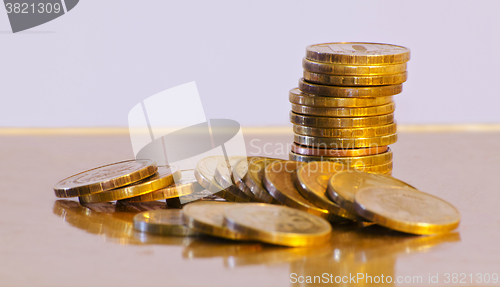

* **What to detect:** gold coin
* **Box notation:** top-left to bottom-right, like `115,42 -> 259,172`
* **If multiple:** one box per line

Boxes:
119,170 -> 204,203
291,102 -> 395,117
302,58 -> 407,75
263,161 -> 348,223
232,157 -> 263,198
354,186 -> 460,235
290,148 -> 392,166
223,203 -> 332,247
291,143 -> 388,157
293,123 -> 397,138
78,166 -> 181,203
304,71 -> 408,86
289,88 -> 393,108
299,78 -> 402,97
133,209 -> 199,236
294,161 -> 360,221
327,170 -> 416,215
182,201 -> 249,240
244,158 -> 284,204
290,112 -> 394,128
305,42 -> 410,65
54,159 -> 157,198
214,156 -> 262,202
294,133 -> 397,148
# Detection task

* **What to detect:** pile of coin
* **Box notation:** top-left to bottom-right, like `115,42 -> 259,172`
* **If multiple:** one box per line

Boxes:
289,42 -> 411,175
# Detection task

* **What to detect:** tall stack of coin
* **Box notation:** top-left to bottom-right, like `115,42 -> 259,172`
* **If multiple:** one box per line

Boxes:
289,42 -> 410,174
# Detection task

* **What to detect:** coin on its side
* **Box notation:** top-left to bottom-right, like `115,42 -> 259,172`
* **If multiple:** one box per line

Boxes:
290,112 -> 394,128
299,78 -> 402,98
327,170 -> 416,215
231,157 -> 261,198
304,71 -> 407,86
291,102 -> 395,118
223,204 -> 332,247
182,201 -> 249,240
291,143 -> 388,157
294,133 -> 397,148
54,159 -> 158,198
244,158 -> 284,204
214,156 -> 261,202
293,123 -> 397,138
289,148 -> 392,167
79,166 -> 180,203
354,186 -> 460,235
302,58 -> 407,75
133,209 -> 199,236
289,88 -> 394,108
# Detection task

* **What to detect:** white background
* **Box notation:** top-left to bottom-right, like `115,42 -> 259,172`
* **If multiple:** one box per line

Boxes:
0,0 -> 499,127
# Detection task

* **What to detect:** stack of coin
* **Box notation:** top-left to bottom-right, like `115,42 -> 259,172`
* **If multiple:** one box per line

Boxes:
289,42 -> 411,174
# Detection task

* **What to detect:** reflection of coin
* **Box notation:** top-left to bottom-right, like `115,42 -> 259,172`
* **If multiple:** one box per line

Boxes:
290,112 -> 394,128
291,143 -> 388,157
79,166 -> 180,203
133,209 -> 198,236
291,102 -> 395,117
354,186 -> 460,235
289,149 -> 392,167
302,58 -> 407,75
304,71 -> 407,86
214,156 -> 260,202
306,42 -> 410,65
54,159 -> 157,198
293,123 -> 397,138
182,201 -> 249,240
289,88 -> 393,108
327,170 -> 416,215
224,204 -> 332,247
299,78 -> 402,98
244,158 -> 284,204
294,133 -> 397,148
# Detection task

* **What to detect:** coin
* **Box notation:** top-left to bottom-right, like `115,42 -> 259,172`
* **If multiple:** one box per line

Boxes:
290,148 -> 392,166
299,78 -> 402,97
293,123 -> 397,138
223,204 -> 332,247
304,71 -> 408,86
263,161 -> 347,223
78,165 -> 181,203
54,159 -> 157,198
119,170 -> 204,203
305,42 -> 410,65
289,88 -> 394,108
244,158 -> 284,204
182,201 -> 249,240
214,156 -> 261,202
291,143 -> 388,157
166,190 -> 225,208
133,209 -> 199,236
327,170 -> 416,215
294,161 -> 360,221
290,112 -> 394,128
291,102 -> 395,117
294,133 -> 397,148
354,186 -> 460,235
232,157 -> 262,198
302,58 -> 407,75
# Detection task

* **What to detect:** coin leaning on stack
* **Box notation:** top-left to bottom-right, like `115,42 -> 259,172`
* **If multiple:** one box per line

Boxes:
289,42 -> 411,175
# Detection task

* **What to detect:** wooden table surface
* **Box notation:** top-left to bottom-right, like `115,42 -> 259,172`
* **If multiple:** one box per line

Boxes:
0,128 -> 499,287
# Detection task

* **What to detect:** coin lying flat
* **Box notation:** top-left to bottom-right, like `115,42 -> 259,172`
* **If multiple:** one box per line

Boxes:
289,88 -> 394,108
290,112 -> 394,128
289,148 -> 392,167
293,123 -> 397,138
354,186 -> 460,235
78,165 -> 180,203
291,143 -> 388,157
294,161 -> 359,221
214,156 -> 261,202
305,42 -> 411,65
294,133 -> 397,148
291,102 -> 395,117
302,58 -> 407,75
299,78 -> 402,98
182,201 -> 248,240
327,170 -> 416,215
263,161 -> 346,223
244,158 -> 284,204
223,204 -> 332,247
304,71 -> 408,86
54,159 -> 157,198
133,209 -> 199,236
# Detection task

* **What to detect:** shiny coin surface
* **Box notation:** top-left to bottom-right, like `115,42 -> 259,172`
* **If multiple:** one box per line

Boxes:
291,102 -> 395,117
294,161 -> 359,221
289,88 -> 393,108
290,112 -> 394,128
305,42 -> 411,65
263,161 -> 346,223
232,157 -> 262,198
291,143 -> 388,157
299,78 -> 402,98
54,159 -> 157,198
244,158 -> 284,204
327,170 -> 416,215
214,156 -> 261,202
223,204 -> 332,247
78,166 -> 180,203
290,155 -> 393,174
182,201 -> 248,240
293,123 -> 397,138
119,170 -> 204,203
294,133 -> 397,148
133,209 -> 199,236
354,186 -> 460,235
304,71 -> 408,86
290,148 -> 392,167
302,58 -> 407,75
